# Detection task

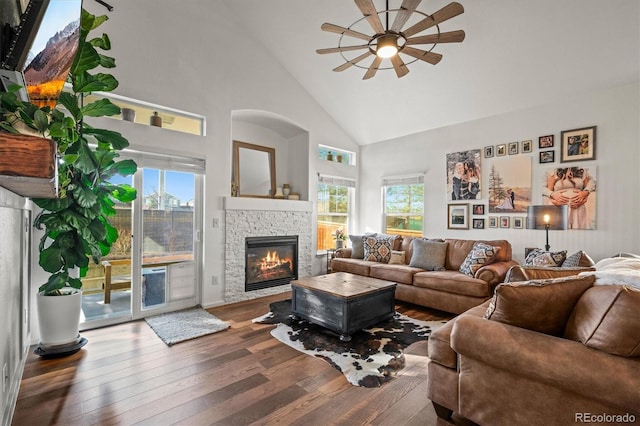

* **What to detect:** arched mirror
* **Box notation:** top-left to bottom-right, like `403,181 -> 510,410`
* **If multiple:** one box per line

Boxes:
232,140 -> 276,198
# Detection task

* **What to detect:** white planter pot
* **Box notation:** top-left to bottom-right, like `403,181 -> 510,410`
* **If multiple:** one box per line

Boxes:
37,290 -> 82,347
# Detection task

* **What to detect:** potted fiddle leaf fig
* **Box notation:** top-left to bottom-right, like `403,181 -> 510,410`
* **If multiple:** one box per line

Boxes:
0,9 -> 137,355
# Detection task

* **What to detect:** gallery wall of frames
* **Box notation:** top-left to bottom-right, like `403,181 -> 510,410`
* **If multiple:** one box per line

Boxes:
445,125 -> 597,231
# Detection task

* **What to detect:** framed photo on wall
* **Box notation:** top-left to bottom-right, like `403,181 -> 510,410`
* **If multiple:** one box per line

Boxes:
488,216 -> 498,228
522,140 -> 532,153
473,218 -> 485,229
539,150 -> 555,163
539,135 -> 554,148
500,216 -> 510,228
447,204 -> 469,229
561,126 -> 596,162
484,145 -> 494,158
513,217 -> 524,229
472,204 -> 484,215
508,142 -> 518,155
496,144 -> 506,156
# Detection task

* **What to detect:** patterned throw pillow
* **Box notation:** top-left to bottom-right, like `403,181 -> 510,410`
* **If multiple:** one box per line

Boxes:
389,250 -> 406,265
561,250 -> 594,267
363,236 -> 393,263
459,242 -> 501,277
525,248 -> 567,267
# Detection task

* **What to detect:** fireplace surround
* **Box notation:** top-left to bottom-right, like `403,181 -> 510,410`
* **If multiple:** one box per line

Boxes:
245,235 -> 298,291
224,197 -> 312,303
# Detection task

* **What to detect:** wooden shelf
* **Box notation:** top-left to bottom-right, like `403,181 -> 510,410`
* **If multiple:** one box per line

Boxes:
0,133 -> 58,198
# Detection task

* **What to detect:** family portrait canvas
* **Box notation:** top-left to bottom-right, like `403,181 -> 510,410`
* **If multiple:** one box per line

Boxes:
542,166 -> 597,229
446,149 -> 482,201
488,156 -> 532,213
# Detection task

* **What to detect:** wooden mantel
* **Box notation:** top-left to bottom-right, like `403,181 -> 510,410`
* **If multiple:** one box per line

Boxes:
0,133 -> 58,198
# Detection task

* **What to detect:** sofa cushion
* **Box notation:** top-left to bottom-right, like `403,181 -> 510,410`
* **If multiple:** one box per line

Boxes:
363,235 -> 394,262
524,248 -> 567,266
565,285 -> 640,357
389,250 -> 405,265
459,242 -> 500,277
330,258 -> 373,276
369,263 -> 423,285
562,250 -> 595,267
484,275 -> 595,336
348,233 -> 375,259
409,239 -> 448,271
443,239 -> 512,271
505,265 -> 596,282
413,270 -> 493,298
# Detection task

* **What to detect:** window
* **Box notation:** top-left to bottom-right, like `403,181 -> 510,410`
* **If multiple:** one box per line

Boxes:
383,175 -> 424,237
318,145 -> 355,165
317,175 -> 355,251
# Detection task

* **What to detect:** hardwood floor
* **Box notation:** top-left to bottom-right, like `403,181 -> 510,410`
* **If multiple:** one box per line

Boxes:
13,292 -> 454,426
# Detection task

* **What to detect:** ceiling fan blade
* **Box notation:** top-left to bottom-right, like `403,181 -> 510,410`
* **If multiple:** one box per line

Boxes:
363,56 -> 383,80
354,0 -> 385,34
391,0 -> 422,32
403,2 -> 464,38
405,29 -> 466,46
321,23 -> 372,42
333,51 -> 373,72
316,44 -> 370,55
401,46 -> 443,65
390,55 -> 409,78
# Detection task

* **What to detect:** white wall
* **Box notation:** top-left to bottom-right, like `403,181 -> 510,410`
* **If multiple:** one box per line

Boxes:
81,1 -> 360,307
359,82 -> 640,263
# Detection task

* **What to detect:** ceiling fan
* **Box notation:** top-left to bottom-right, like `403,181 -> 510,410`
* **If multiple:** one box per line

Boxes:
316,0 -> 465,80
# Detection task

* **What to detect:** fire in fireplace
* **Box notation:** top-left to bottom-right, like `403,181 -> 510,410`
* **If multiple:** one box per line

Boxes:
245,235 -> 298,291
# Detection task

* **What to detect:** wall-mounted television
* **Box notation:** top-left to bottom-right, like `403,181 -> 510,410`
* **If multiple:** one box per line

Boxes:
0,0 -> 81,107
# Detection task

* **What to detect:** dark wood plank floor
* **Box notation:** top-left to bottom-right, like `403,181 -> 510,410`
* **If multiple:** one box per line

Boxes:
13,292 -> 453,426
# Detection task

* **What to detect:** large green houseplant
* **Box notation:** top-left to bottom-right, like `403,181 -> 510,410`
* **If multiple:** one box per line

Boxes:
0,9 -> 136,351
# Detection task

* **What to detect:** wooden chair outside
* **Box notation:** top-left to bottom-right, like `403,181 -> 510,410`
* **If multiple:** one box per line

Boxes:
102,259 -> 132,303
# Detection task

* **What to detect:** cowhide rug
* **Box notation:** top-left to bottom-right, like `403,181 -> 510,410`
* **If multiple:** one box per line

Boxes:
253,299 -> 448,387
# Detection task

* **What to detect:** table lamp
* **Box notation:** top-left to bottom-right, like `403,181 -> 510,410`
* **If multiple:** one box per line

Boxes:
526,205 -> 568,251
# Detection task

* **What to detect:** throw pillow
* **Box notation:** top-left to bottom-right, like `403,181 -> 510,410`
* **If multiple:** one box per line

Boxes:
562,250 -> 594,267
408,239 -> 448,271
459,242 -> 500,277
484,274 -> 595,336
349,233 -> 375,259
565,285 -> 640,357
524,248 -> 567,267
363,236 -> 393,263
389,250 -> 406,265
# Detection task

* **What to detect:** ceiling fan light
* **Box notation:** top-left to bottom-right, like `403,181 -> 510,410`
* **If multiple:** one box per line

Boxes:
376,34 -> 398,58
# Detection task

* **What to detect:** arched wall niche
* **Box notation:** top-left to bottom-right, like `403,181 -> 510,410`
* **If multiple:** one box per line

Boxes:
231,109 -> 310,201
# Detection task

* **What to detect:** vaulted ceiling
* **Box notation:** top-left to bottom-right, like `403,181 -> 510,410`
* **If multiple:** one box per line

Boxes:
221,0 -> 639,145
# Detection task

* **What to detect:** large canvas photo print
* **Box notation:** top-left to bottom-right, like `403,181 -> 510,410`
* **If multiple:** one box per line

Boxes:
446,149 -> 481,201
542,166 -> 597,229
488,156 -> 532,213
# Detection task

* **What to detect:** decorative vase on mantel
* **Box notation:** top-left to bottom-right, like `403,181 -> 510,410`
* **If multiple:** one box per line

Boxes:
150,111 -> 162,127
282,184 -> 291,198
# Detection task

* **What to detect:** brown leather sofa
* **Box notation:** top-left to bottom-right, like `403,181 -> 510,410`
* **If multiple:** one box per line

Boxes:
427,266 -> 640,426
331,235 -> 517,314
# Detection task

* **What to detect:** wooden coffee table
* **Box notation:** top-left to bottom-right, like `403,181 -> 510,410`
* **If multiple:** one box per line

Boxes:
290,272 -> 397,341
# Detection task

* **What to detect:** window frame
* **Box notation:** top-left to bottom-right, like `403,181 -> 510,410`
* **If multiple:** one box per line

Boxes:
382,174 -> 425,237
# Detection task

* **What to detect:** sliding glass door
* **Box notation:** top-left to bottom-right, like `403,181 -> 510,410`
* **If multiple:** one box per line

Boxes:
80,153 -> 203,329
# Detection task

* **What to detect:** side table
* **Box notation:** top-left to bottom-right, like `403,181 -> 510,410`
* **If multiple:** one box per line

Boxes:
326,249 -> 336,274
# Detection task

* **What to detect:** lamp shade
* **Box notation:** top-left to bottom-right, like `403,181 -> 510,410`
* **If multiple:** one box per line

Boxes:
526,205 -> 568,230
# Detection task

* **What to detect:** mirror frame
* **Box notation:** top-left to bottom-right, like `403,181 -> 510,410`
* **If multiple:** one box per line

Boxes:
232,140 -> 276,198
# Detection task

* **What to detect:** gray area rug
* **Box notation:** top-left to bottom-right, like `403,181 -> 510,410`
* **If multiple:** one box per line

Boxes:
145,306 -> 230,346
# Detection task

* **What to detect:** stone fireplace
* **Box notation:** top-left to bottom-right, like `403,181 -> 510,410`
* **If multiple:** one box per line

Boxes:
245,235 -> 298,291
224,197 -> 312,302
